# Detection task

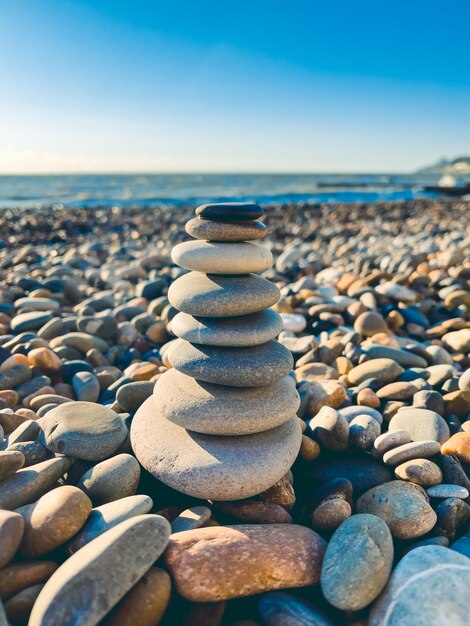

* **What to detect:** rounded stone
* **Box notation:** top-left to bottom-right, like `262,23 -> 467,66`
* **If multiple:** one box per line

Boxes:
321,513 -> 394,611
0,511 -> 24,569
258,592 -> 335,626
383,440 -> 441,465
356,480 -> 437,539
164,524 -> 326,601
17,486 -> 92,558
348,359 -> 404,385
171,241 -> 273,275
104,567 -> 171,626
168,272 -> 280,317
311,498 -> 351,530
308,407 -> 349,451
0,561 -> 58,601
0,450 -> 25,481
306,456 -> 393,495
349,414 -> 382,450
131,397 -> 302,500
153,369 -> 299,435
169,339 -> 293,387
377,381 -> 418,401
369,546 -> 470,626
441,432 -> 470,463
195,202 -> 264,221
171,309 -> 283,347
395,459 -> 443,486
76,454 -> 140,506
389,408 -> 450,444
11,311 -> 53,332
72,371 -> 100,402
186,217 -> 266,241
4,583 -> 43,625
68,496 -> 153,556
116,381 -> 154,413
372,429 -> 412,456
171,506 -> 212,533
354,311 -> 388,337
39,401 -> 128,461
28,515 -> 171,626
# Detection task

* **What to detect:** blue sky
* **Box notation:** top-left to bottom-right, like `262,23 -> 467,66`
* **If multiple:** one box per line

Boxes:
1,0 -> 469,173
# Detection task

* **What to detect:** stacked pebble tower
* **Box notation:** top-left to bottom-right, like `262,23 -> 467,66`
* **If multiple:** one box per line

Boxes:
131,202 -> 301,500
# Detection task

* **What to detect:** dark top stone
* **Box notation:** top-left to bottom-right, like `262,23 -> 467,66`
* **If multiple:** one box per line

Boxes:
195,202 -> 264,222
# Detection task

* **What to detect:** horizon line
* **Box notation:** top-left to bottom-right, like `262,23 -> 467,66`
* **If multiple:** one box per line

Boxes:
0,168 -> 417,177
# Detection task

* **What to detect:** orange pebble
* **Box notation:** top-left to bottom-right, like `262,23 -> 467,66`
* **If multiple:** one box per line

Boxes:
28,348 -> 62,372
357,388 -> 381,409
441,432 -> 470,463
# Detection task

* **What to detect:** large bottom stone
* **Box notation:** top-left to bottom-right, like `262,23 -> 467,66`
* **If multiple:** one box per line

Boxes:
169,339 -> 294,387
153,369 -> 300,435
131,397 -> 302,500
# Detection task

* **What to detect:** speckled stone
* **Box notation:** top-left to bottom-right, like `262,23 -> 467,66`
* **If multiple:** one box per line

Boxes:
171,240 -> 273,274
153,368 -> 299,435
369,546 -> 470,626
164,524 -> 326,601
171,309 -> 283,347
29,515 -> 171,626
395,459 -> 442,486
168,272 -> 280,317
427,484 -> 469,499
195,202 -> 264,221
389,408 -> 450,444
131,397 -> 302,500
186,217 -> 266,241
320,514 -> 393,611
169,339 -> 293,387
356,480 -> 437,539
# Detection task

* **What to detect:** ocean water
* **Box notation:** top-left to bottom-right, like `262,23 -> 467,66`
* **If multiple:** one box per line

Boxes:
0,172 -> 444,208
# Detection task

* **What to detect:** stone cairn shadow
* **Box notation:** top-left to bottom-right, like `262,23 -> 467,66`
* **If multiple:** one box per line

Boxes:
131,203 -> 301,500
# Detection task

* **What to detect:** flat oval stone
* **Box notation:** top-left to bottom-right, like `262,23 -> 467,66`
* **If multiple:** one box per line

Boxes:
171,309 -> 283,347
0,561 -> 58,601
383,440 -> 441,465
0,510 -> 24,569
395,459 -> 442,486
76,454 -> 140,505
373,429 -> 413,456
369,546 -> 470,626
195,202 -> 264,221
169,339 -> 293,387
0,450 -> 25,482
356,480 -> 437,539
164,524 -> 326,601
131,397 -> 302,500
0,457 -> 71,511
389,408 -> 450,444
39,401 -> 128,461
362,344 -> 427,368
186,217 -> 266,241
68,495 -> 153,553
171,241 -> 273,274
29,515 -> 171,626
338,405 -> 383,425
17,486 -> 92,558
11,311 -> 53,333
348,359 -> 404,385
153,369 -> 299,435
428,484 -> 469,499
321,513 -> 393,611
168,272 -> 280,317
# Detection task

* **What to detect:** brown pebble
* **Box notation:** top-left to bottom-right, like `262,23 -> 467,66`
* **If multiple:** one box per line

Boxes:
299,435 -> 321,461
104,567 -> 171,626
259,475 -> 296,510
4,584 -> 43,626
28,348 -> 62,372
0,412 -> 29,434
214,501 -> 292,524
17,486 -> 92,557
0,510 -> 25,568
0,449 -> 25,481
311,498 -> 351,530
0,390 -> 18,408
0,561 -> 58,600
394,459 -> 443,486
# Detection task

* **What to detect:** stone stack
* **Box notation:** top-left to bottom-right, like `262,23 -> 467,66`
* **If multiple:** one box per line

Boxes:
131,203 -> 301,500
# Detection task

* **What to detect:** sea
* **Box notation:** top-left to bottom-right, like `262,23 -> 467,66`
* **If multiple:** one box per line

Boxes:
0,172 -> 450,209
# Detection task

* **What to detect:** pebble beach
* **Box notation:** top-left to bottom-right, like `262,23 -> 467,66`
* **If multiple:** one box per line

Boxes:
0,197 -> 469,625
